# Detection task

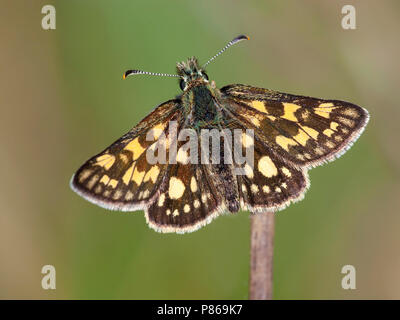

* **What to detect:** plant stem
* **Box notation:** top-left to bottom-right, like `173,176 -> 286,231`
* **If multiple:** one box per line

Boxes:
249,211 -> 275,300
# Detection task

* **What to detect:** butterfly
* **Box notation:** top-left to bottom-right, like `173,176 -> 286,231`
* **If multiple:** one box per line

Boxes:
70,35 -> 369,233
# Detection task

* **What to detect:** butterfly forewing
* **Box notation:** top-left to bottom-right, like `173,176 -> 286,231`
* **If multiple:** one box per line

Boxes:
221,84 -> 369,168
70,99 -> 180,210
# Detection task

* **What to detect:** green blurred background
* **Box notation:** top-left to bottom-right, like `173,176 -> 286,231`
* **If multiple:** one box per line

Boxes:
1,0 -> 399,299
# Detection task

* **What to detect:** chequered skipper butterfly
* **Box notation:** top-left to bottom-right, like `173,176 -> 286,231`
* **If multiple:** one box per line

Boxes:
70,35 -> 369,233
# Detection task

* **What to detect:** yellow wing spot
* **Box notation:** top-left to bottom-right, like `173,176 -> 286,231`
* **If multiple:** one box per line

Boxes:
168,177 -> 185,199
86,174 -> 99,190
166,209 -> 171,215
194,199 -> 200,208
112,189 -> 123,200
249,100 -> 267,113
276,135 -> 298,151
281,103 -> 301,121
341,108 -> 359,118
319,102 -> 334,108
176,148 -> 189,164
314,104 -> 337,119
315,147 -> 325,155
242,132 -> 254,148
109,179 -> 118,189
149,122 -> 167,140
138,191 -> 144,199
158,193 -> 165,207
251,184 -> 259,193
325,141 -> 336,149
338,117 -> 355,128
342,128 -> 349,134
242,113 -> 261,127
251,117 -> 261,126
100,175 -> 110,185
143,190 -> 150,199
132,166 -> 145,185
275,187 -> 282,193
323,129 -> 335,137
292,130 -> 309,146
242,184 -> 247,193
122,164 -> 134,185
190,177 -> 198,192
258,156 -> 278,178
120,153 -> 129,164
263,185 -> 270,193
143,165 -> 160,183
296,154 -> 306,161
244,163 -> 254,178
300,126 -> 319,140
103,189 -> 111,197
292,126 -> 320,146
79,169 -> 92,183
125,191 -> 134,200
95,154 -> 115,170
268,116 -> 276,121
172,209 -> 179,217
281,167 -> 291,177
281,182 -> 287,189
94,184 -> 102,194
314,110 -> 336,119
201,194 -> 207,203
124,138 -> 146,160
301,109 -> 311,121
331,122 -> 339,130
184,204 -> 190,213
335,135 -> 343,142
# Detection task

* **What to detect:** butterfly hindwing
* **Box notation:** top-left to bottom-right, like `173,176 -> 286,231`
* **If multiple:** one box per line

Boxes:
70,99 -> 180,210
221,84 -> 369,168
146,162 -> 225,233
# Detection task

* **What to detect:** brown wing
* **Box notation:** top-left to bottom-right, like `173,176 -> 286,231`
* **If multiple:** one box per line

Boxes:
221,84 -> 369,168
70,99 -> 180,211
223,116 -> 309,212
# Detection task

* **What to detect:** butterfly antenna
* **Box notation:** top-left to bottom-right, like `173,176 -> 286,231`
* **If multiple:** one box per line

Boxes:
202,34 -> 250,68
123,69 -> 180,79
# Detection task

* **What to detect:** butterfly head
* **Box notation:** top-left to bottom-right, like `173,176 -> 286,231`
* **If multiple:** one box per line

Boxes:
176,57 -> 209,91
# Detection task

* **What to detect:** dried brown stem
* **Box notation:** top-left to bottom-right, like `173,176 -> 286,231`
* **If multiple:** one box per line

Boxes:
249,211 -> 275,300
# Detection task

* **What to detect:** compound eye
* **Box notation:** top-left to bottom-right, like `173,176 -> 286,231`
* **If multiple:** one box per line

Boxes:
202,72 -> 209,81
179,78 -> 186,90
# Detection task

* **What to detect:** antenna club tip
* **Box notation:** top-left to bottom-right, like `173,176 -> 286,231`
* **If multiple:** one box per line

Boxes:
235,34 -> 250,41
123,70 -> 135,79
